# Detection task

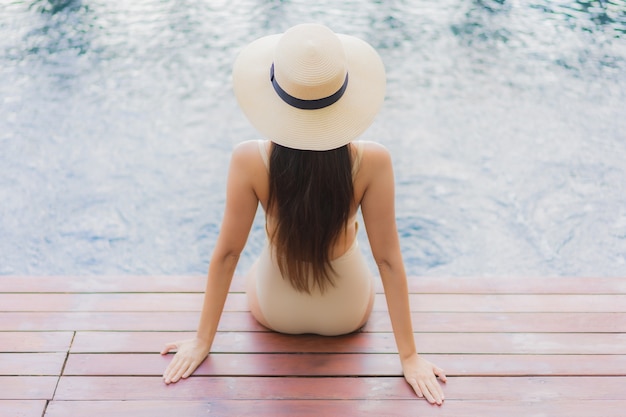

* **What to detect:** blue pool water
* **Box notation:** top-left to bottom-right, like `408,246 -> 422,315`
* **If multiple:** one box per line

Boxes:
1,0 -> 625,277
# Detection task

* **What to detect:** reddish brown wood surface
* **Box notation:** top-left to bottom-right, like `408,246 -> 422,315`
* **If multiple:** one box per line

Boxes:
53,376 -> 626,401
0,331 -> 74,352
68,330 -> 626,354
62,353 -> 626,377
0,400 -> 47,417
1,275 -> 624,416
3,292 -> 625,312
0,353 -> 66,375
42,399 -> 626,417
0,376 -> 58,399
3,311 -> 624,332
71,330 -> 626,354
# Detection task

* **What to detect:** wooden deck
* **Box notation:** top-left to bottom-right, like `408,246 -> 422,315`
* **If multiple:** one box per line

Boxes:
1,275 -> 625,416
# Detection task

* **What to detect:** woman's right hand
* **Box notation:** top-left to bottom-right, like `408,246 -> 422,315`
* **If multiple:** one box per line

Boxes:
160,338 -> 211,384
401,353 -> 447,405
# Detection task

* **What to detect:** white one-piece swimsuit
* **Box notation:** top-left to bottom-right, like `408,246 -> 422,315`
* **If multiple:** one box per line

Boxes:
249,140 -> 375,336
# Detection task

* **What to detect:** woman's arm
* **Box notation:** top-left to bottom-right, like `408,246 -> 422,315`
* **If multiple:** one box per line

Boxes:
161,142 -> 260,384
360,143 -> 447,405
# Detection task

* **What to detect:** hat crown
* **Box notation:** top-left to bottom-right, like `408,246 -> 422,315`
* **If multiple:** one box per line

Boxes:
273,24 -> 347,101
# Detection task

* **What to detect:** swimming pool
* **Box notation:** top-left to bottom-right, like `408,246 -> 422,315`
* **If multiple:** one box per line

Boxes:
1,0 -> 625,277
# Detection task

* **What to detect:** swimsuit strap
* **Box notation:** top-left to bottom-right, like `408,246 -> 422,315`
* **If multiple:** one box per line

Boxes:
258,140 -> 270,171
352,140 -> 365,177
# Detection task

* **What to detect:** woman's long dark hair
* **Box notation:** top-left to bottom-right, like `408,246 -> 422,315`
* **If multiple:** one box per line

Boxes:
267,142 -> 354,294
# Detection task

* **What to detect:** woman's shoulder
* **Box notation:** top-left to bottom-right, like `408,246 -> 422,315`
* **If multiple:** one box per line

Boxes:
358,141 -> 392,167
230,140 -> 266,162
229,140 -> 268,173
232,140 -> 264,154
360,140 -> 388,150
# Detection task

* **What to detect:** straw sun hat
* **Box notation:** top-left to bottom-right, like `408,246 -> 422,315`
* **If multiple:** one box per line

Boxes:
232,23 -> 386,151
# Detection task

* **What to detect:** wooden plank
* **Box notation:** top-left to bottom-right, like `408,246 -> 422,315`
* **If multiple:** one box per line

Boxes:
0,275 -> 207,294
53,376 -> 415,401
211,332 -> 626,355
80,326 -> 626,354
364,311 -> 626,333
63,353 -> 626,377
0,332 -> 74,352
2,310 -> 624,333
0,312 -> 202,332
64,353 -> 400,377
42,399 -> 626,417
53,376 -> 626,401
70,331 -> 626,355
70,331 -> 396,354
3,293 -> 626,313
0,353 -> 66,375
0,400 -> 47,417
0,376 -> 58,400
0,293 -> 206,312
400,276 -> 626,295
4,275 -> 626,294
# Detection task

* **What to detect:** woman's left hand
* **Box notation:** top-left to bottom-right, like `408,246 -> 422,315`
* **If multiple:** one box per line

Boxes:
401,353 -> 447,405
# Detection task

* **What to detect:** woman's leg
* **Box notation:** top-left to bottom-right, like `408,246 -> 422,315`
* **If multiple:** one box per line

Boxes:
347,222 -> 374,331
355,281 -> 375,330
245,259 -> 273,329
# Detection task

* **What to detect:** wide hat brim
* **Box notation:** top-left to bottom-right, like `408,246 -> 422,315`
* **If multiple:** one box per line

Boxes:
232,31 -> 386,151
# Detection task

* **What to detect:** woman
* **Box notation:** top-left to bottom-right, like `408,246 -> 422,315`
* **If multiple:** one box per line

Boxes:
161,23 -> 447,405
